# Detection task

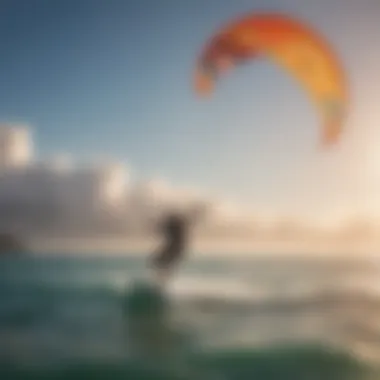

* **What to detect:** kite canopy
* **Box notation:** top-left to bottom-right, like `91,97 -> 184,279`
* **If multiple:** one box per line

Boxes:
194,13 -> 348,146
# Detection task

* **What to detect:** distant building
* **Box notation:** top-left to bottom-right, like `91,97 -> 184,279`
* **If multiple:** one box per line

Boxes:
0,125 -> 33,170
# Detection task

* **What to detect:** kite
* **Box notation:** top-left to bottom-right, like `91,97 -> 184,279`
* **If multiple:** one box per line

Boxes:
194,13 -> 348,146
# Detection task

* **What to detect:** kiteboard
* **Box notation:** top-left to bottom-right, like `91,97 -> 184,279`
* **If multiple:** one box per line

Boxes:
123,278 -> 177,366
124,279 -> 169,319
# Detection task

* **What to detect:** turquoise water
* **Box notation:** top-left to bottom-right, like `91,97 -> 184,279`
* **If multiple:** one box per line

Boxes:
0,253 -> 379,379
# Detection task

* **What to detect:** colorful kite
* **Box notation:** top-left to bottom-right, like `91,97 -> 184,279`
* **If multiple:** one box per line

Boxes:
194,13 -> 348,146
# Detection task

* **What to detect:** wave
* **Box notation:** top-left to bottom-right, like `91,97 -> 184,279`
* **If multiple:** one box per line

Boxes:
2,275 -> 380,324
2,255 -> 380,375
3,276 -> 380,318
0,344 -> 373,380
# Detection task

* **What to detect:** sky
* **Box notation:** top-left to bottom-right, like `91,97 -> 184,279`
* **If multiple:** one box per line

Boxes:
0,0 -> 379,224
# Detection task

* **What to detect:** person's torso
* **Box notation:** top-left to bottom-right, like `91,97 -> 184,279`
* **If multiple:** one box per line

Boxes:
163,215 -> 187,243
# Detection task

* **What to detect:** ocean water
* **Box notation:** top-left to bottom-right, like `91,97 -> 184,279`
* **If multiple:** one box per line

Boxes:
0,252 -> 379,379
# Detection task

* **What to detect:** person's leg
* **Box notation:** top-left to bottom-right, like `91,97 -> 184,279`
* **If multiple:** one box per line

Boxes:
148,238 -> 187,287
151,247 -> 184,287
148,242 -> 172,284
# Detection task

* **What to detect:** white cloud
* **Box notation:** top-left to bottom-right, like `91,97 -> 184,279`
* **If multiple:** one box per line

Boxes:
1,127 -> 377,243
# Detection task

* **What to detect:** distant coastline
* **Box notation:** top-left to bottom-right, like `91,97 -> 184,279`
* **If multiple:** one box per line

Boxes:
0,233 -> 25,254
27,236 -> 378,257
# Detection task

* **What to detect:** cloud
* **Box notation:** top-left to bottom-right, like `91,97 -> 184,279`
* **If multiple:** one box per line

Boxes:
0,151 -> 376,242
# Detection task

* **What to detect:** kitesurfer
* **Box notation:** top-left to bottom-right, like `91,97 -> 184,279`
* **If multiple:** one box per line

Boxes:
150,204 -> 206,285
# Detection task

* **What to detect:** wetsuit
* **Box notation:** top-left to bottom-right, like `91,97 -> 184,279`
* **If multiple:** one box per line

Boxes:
152,213 -> 188,272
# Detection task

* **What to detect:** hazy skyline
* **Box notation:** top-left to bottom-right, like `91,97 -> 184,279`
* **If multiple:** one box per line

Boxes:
0,1 -> 379,223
